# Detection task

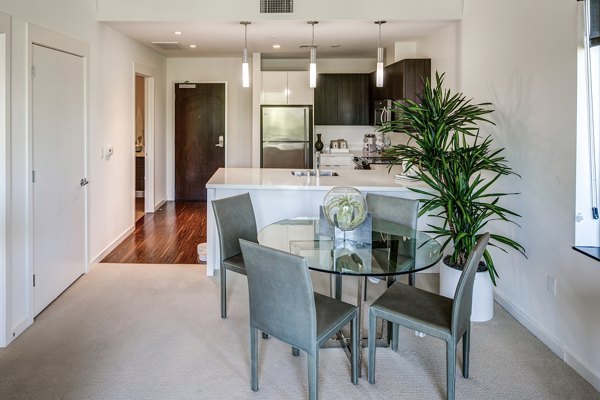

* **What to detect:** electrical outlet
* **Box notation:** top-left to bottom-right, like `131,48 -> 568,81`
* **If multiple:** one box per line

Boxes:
546,275 -> 556,296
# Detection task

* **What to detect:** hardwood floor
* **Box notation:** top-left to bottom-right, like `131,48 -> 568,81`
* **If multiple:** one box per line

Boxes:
135,197 -> 145,222
101,201 -> 206,264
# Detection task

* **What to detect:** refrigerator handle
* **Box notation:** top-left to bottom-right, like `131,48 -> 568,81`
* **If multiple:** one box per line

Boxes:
305,142 -> 310,168
304,109 -> 308,140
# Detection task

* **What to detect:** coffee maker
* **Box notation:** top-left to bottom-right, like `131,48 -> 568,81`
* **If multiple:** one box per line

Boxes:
363,133 -> 376,153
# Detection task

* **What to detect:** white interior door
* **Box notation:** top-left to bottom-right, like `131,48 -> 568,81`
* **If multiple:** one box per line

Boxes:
32,44 -> 86,316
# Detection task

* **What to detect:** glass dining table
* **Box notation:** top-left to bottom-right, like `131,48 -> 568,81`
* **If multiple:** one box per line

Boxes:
258,216 -> 443,367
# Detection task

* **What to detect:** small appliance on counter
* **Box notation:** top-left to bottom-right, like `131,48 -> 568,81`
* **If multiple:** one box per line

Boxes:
376,131 -> 391,152
363,133 -> 376,153
353,156 -> 371,170
329,139 -> 349,152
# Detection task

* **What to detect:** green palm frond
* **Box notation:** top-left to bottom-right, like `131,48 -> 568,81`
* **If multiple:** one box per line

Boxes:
380,72 -> 525,284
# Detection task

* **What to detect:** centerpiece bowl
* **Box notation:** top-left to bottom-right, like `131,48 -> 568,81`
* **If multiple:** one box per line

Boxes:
323,187 -> 367,231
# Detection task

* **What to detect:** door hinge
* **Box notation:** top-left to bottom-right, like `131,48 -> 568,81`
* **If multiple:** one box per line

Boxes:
33,274 -> 36,287
32,170 -> 36,183
31,65 -> 36,79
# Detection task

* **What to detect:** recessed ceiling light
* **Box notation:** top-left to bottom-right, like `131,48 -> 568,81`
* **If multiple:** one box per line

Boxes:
174,31 -> 182,35
189,44 -> 197,48
272,44 -> 281,49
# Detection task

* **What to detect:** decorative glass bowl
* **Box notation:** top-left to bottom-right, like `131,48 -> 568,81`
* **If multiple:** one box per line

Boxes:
323,187 -> 368,231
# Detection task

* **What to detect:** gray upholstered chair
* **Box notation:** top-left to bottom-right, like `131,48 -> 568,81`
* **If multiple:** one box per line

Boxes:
239,239 -> 359,400
367,233 -> 490,400
211,193 -> 257,319
364,193 -> 419,300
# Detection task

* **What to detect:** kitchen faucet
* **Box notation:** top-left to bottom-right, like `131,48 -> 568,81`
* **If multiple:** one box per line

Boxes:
314,151 -> 321,176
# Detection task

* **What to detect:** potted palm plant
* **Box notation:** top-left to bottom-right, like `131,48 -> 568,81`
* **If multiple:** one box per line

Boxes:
380,72 -> 525,321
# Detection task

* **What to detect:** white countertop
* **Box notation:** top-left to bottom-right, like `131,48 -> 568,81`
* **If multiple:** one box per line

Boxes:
206,167 -> 420,192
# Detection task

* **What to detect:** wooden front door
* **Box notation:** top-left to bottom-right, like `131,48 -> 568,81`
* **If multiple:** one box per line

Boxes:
175,83 -> 225,201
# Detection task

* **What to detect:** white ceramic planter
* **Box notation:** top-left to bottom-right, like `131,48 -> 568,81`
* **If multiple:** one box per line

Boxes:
439,262 -> 494,322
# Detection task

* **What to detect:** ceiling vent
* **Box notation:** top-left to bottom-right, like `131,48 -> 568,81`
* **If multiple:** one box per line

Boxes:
151,42 -> 184,51
260,0 -> 293,14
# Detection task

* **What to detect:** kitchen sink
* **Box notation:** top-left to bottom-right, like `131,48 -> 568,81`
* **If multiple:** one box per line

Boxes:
291,170 -> 339,177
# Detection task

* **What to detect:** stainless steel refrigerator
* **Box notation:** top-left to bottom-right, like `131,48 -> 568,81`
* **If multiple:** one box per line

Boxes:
261,105 -> 313,169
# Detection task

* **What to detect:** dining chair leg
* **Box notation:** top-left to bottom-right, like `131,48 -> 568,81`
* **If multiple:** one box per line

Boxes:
367,310 -> 377,384
262,332 -> 269,339
363,276 -> 368,301
446,340 -> 456,400
250,325 -> 259,391
220,267 -> 227,318
334,275 -> 343,300
307,349 -> 319,400
408,272 -> 416,286
391,323 -> 399,351
462,328 -> 470,378
351,314 -> 359,385
292,347 -> 300,356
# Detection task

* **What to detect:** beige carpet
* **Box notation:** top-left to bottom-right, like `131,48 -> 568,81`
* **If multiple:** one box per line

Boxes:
0,263 -> 598,400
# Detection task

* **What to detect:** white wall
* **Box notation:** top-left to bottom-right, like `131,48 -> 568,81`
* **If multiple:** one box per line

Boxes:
0,12 -> 10,348
166,58 -> 253,199
418,0 -> 600,390
416,22 -> 460,91
0,0 -> 166,345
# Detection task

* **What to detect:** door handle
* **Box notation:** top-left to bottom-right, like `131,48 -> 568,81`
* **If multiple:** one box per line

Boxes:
215,135 -> 224,147
80,178 -> 89,186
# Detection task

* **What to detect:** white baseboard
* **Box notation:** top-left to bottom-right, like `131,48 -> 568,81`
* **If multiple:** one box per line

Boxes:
495,292 -> 600,392
154,199 -> 166,211
90,225 -> 135,264
5,316 -> 32,347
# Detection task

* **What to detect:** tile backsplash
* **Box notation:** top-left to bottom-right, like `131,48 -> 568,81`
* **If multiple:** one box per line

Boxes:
315,125 -> 408,151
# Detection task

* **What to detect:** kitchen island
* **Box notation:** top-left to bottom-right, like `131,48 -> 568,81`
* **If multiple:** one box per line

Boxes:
205,167 -> 423,276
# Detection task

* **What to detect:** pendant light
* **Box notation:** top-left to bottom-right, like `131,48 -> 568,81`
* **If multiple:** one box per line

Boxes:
375,21 -> 386,87
308,21 -> 318,88
241,21 -> 251,88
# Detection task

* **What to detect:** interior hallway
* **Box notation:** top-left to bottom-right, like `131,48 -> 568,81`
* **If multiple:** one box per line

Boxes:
102,201 -> 206,264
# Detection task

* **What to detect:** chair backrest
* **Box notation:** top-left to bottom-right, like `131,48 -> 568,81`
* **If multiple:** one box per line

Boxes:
451,233 -> 490,337
366,193 -> 419,229
240,239 -> 317,351
212,193 -> 258,261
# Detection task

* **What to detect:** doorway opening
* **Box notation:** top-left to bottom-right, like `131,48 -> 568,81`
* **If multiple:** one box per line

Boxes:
134,74 -> 145,222
132,65 -> 155,222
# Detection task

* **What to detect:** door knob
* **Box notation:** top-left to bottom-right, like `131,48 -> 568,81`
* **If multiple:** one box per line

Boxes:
215,135 -> 224,147
80,178 -> 89,186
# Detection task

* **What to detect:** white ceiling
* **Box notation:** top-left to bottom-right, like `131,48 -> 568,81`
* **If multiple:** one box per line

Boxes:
105,20 -> 454,58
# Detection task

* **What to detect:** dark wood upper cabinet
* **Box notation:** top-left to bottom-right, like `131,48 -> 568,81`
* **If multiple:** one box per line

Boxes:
314,74 -> 339,125
315,73 -> 370,125
373,58 -> 431,103
315,60 -> 430,126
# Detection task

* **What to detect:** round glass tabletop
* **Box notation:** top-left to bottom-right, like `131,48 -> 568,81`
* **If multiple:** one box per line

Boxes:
258,217 -> 443,277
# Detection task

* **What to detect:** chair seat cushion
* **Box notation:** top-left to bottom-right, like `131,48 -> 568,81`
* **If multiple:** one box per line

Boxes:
314,293 -> 357,345
371,282 -> 453,339
223,254 -> 247,275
